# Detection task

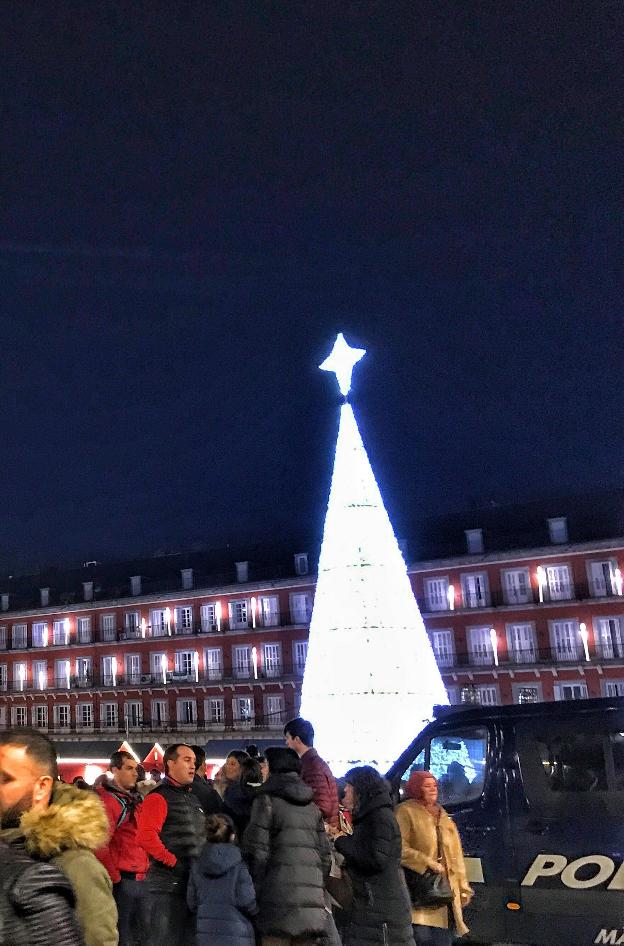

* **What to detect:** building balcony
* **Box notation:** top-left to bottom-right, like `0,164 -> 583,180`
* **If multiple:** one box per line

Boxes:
419,581 -> 624,616
35,715 -> 288,737
433,643 -> 624,673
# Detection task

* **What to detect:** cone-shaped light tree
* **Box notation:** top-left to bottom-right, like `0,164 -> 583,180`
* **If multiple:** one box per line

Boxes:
300,333 -> 448,775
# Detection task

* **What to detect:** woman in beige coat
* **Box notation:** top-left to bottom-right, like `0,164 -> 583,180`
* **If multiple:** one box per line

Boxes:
395,771 -> 472,946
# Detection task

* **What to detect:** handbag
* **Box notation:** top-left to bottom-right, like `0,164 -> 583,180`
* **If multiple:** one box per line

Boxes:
403,811 -> 453,908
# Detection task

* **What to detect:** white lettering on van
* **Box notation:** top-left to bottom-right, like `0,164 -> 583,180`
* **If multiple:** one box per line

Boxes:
594,931 -> 624,946
521,855 -> 623,889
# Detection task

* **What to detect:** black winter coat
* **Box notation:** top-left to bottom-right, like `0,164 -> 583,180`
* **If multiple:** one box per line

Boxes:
335,787 -> 415,946
224,782 -> 259,838
0,840 -> 84,946
242,772 -> 332,940
187,843 -> 257,946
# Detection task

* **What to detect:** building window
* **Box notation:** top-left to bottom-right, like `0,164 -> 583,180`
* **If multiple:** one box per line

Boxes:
76,617 -> 91,643
502,568 -> 532,604
460,685 -> 498,705
125,655 -> 141,685
0,626 -> 6,650
176,699 -> 197,726
53,620 -> 68,646
594,617 -> 623,659
506,623 -> 537,663
430,630 -> 455,668
233,696 -> 254,726
76,657 -> 92,687
262,643 -> 282,678
101,614 -> 117,641
516,686 -> 540,704
125,612 -> 141,637
32,622 -> 48,647
200,603 -> 220,632
174,651 -> 194,678
125,701 -> 143,729
233,645 -> 252,679
461,573 -> 489,608
603,681 -> 624,697
54,704 -> 70,729
265,694 -> 285,728
229,600 -> 249,630
150,652 -> 168,683
102,655 -> 117,686
260,596 -> 280,627
289,593 -> 312,624
12,624 -> 27,649
553,683 -> 588,701
205,698 -> 225,726
55,658 -> 71,688
32,705 -> 48,729
545,564 -> 573,601
101,703 -> 118,729
587,560 -> 619,598
13,661 -> 27,691
204,648 -> 222,681
33,660 -> 48,690
76,703 -> 93,729
174,606 -> 193,634
12,706 -> 27,727
0,664 -> 7,691
151,700 -> 168,726
293,641 -> 308,675
423,577 -> 449,612
550,620 -> 581,661
467,626 -> 494,666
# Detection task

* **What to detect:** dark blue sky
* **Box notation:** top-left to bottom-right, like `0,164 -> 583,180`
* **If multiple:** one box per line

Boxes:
0,1 -> 622,569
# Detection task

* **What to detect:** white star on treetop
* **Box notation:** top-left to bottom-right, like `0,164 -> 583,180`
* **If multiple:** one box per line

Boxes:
319,333 -> 366,396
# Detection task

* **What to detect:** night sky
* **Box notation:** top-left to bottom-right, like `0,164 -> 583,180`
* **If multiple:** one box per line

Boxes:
1,2 -> 622,570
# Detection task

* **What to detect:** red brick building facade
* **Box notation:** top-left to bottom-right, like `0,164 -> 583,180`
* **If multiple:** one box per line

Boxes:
0,514 -> 623,756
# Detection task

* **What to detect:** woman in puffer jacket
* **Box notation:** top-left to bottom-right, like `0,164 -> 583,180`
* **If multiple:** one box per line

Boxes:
242,747 -> 331,946
334,766 -> 415,946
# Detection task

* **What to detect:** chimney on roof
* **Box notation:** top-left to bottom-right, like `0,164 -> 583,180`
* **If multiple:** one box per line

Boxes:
181,568 -> 193,591
548,516 -> 568,544
130,575 -> 142,596
40,587 -> 50,607
1,594 -> 8,612
465,529 -> 484,555
294,552 -> 309,576
82,581 -> 94,602
235,561 -> 249,583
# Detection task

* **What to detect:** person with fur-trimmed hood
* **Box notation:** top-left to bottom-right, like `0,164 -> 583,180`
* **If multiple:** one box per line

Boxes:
242,746 -> 332,946
0,729 -> 118,946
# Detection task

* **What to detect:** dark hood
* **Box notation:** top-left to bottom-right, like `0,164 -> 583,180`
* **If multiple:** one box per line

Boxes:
196,842 -> 242,877
224,782 -> 257,816
354,784 -> 393,823
259,772 -> 314,805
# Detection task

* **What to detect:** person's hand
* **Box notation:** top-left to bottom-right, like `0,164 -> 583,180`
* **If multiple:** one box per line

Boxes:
430,862 -> 445,875
460,888 -> 474,905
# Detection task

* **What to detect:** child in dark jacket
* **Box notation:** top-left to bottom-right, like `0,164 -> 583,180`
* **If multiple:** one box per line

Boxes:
187,814 -> 257,946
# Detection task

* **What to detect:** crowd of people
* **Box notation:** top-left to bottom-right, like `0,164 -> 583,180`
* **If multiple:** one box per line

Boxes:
0,718 -> 473,946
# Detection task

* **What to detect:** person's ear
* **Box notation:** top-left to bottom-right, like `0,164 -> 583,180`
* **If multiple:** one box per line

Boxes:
32,774 -> 53,810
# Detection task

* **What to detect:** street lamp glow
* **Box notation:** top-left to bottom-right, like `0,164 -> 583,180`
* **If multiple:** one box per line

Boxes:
161,654 -> 167,684
615,568 -> 623,596
111,656 -> 117,687
251,596 -> 257,629
447,585 -> 455,611
64,617 -> 70,644
141,617 -> 146,638
193,651 -> 199,683
215,601 -> 222,633
579,623 -> 590,662
165,607 -> 172,636
536,566 -> 546,603
489,627 -> 499,667
251,646 -> 259,679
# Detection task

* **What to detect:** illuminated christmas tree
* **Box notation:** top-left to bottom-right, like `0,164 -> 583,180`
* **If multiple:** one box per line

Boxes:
300,333 -> 448,775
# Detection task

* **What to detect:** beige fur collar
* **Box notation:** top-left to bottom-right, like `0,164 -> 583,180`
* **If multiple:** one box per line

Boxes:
20,781 -> 110,858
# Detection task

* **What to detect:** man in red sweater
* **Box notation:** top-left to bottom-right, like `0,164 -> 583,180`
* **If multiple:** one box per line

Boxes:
284,716 -> 339,827
96,750 -> 149,946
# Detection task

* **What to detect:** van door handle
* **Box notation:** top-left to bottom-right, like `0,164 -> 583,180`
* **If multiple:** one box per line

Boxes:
527,820 -> 549,835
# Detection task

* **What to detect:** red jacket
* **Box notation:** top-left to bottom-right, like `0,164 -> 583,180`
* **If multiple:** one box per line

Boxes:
300,748 -> 339,827
95,783 -> 149,883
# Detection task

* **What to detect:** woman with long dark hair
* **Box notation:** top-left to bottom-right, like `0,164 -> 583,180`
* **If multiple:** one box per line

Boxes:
334,766 -> 414,946
395,771 -> 472,946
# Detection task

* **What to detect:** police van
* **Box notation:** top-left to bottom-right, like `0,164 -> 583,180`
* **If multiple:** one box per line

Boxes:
386,696 -> 624,946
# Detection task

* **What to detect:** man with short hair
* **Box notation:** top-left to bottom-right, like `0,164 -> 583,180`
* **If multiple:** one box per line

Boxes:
136,743 -> 205,945
0,729 -> 118,946
96,750 -> 149,946
284,717 -> 339,827
189,744 -> 223,815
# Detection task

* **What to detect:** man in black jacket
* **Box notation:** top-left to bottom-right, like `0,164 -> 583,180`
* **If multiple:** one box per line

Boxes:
0,836 -> 84,946
189,744 -> 223,815
242,747 -> 331,946
136,743 -> 206,946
